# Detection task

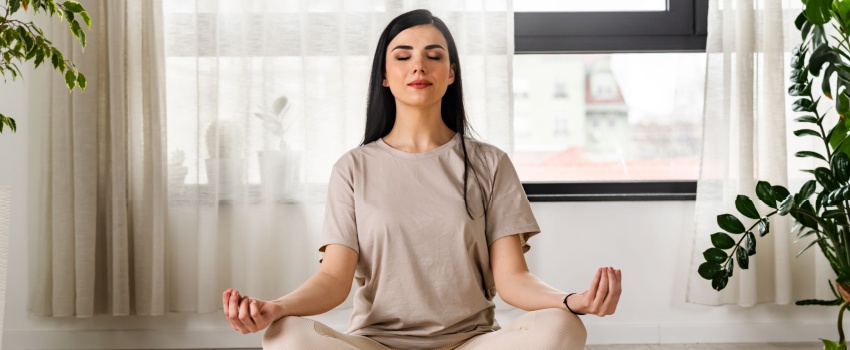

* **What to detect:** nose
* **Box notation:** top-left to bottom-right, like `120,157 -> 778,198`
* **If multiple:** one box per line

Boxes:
412,56 -> 426,74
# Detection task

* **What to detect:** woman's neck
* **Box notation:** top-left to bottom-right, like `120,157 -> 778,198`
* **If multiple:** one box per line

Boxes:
382,102 -> 456,153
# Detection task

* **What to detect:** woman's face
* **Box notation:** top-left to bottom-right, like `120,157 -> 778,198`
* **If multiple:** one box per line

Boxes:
383,24 -> 455,108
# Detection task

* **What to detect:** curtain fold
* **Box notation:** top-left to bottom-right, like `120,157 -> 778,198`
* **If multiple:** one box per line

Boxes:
687,0 -> 833,306
29,0 -> 167,316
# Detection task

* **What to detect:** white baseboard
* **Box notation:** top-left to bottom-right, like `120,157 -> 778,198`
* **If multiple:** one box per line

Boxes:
3,322 -> 835,349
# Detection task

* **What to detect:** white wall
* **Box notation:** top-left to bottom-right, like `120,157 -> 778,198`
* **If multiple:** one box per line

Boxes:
0,70 -> 838,349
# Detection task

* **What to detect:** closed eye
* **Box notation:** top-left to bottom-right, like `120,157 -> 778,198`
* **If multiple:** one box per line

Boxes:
396,56 -> 442,61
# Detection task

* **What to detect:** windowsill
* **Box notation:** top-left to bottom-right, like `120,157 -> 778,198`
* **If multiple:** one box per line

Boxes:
523,181 -> 696,202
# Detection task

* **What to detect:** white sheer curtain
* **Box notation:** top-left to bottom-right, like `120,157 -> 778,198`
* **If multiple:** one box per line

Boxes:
687,0 -> 834,305
28,0 -> 168,316
162,0 -> 515,313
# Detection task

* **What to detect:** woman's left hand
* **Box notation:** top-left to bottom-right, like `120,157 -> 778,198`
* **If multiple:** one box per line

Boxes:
566,267 -> 622,317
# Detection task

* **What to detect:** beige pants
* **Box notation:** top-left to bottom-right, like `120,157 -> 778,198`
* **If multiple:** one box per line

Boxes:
263,308 -> 587,350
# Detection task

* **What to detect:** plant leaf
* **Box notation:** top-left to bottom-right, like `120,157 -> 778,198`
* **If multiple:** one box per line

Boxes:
800,180 -> 817,201
758,218 -> 770,237
795,115 -> 819,123
717,214 -> 746,234
64,69 -> 75,90
736,246 -> 750,269
711,273 -> 729,291
744,231 -> 757,256
703,248 -> 728,264
834,152 -> 850,184
797,237 -> 825,258
816,167 -> 840,191
796,150 -> 827,161
796,298 -> 843,306
698,262 -> 722,280
63,1 -> 84,13
735,195 -> 760,219
794,129 -> 823,138
806,0 -> 832,25
711,232 -> 736,250
778,194 -> 794,216
756,181 -> 776,208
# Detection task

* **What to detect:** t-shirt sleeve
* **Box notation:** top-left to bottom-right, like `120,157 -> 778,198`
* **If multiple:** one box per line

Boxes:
485,152 -> 541,253
318,156 -> 359,260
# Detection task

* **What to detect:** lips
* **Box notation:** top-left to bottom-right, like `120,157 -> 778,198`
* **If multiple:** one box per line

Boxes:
408,80 -> 432,88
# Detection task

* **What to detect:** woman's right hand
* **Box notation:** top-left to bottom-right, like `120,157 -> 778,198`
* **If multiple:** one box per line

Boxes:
223,288 -> 285,334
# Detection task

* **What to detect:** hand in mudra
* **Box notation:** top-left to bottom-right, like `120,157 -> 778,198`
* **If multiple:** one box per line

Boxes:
566,267 -> 622,317
223,288 -> 284,334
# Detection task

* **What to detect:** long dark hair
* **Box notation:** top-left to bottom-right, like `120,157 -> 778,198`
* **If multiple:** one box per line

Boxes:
362,9 -> 484,219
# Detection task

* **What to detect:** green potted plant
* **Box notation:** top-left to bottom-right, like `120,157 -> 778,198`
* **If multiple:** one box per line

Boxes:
697,1 -> 850,348
1,0 -> 90,133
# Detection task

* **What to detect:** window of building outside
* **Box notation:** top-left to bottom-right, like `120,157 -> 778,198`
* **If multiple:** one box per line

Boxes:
512,0 -> 705,185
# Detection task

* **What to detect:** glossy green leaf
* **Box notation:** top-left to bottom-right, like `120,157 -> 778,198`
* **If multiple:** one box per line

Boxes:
80,11 -> 91,27
810,43 -> 836,75
744,231 -> 757,255
795,115 -> 819,123
758,218 -> 770,237
797,237 -> 825,258
717,214 -> 746,234
789,82 -> 809,96
64,69 -> 75,90
703,248 -> 728,264
698,262 -> 722,280
735,195 -> 760,219
793,98 -> 814,112
76,72 -> 86,90
711,273 -> 729,291
756,181 -> 776,208
736,246 -> 750,269
806,0 -> 832,25
795,10 -> 808,30
796,150 -> 827,161
711,232 -> 736,250
62,1 -> 84,12
824,64 -> 836,98
816,167 -> 840,191
800,180 -> 817,201
725,259 -> 734,277
820,338 -> 845,350
841,92 -> 850,117
795,128 -> 822,138
778,194 -> 794,216
791,68 -> 809,84
834,152 -> 850,183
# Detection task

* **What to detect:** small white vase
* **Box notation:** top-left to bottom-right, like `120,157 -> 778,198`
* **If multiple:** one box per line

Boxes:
258,149 -> 301,203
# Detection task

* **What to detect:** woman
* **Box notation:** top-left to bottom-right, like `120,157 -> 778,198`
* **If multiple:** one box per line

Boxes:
223,9 -> 621,350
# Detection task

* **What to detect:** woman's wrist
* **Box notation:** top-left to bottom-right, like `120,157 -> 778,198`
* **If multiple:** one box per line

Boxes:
563,293 -> 585,315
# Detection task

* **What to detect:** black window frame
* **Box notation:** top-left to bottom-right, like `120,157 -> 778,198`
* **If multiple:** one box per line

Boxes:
515,0 -> 708,202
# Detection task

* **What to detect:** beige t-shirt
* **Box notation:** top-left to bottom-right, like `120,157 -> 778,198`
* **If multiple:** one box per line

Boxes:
319,132 -> 541,349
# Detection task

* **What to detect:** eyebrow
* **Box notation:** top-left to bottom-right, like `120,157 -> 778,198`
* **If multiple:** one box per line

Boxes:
391,44 -> 446,52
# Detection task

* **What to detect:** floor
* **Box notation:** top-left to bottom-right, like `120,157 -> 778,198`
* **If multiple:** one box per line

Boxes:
184,344 -> 820,350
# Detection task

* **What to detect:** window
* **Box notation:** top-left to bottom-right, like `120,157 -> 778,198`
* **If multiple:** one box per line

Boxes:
514,0 -> 707,201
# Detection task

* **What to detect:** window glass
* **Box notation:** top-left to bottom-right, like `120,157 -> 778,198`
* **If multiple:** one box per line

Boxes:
512,53 -> 705,182
514,0 -> 667,12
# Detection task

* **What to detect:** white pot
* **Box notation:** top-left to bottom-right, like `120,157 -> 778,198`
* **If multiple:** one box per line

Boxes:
258,149 -> 301,202
205,158 -> 245,200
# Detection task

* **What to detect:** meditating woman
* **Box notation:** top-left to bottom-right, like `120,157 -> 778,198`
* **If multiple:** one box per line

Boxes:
222,9 -> 622,350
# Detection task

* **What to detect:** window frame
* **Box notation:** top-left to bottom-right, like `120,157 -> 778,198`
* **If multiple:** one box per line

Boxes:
514,0 -> 707,202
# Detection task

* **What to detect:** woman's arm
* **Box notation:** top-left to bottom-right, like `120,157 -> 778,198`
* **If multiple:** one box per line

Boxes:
223,243 -> 358,333
271,243 -> 358,317
490,234 -> 621,316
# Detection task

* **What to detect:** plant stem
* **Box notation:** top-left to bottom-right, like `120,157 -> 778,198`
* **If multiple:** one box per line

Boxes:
723,211 -> 778,267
